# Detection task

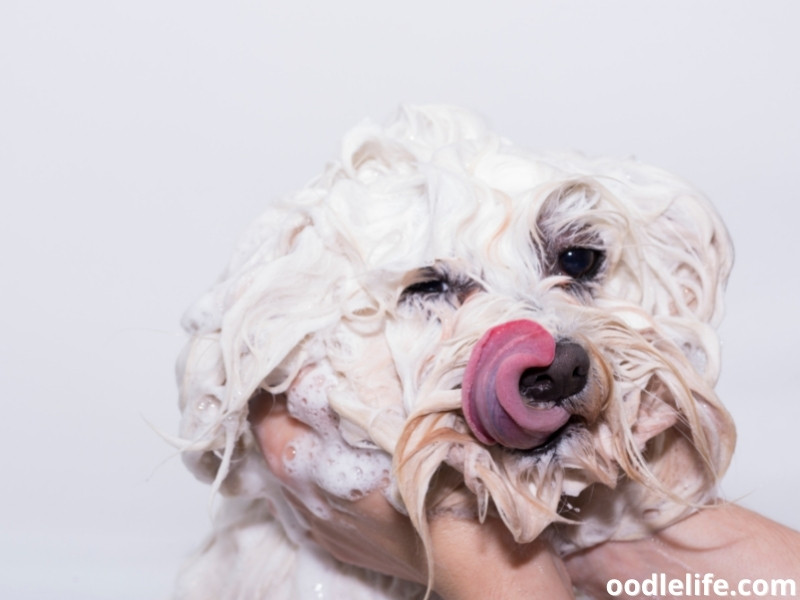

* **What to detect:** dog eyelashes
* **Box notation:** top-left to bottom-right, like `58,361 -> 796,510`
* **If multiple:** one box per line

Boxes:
399,271 -> 481,307
402,279 -> 451,297
557,247 -> 604,280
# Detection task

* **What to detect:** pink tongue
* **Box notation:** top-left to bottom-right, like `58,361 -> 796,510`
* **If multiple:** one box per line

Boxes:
461,320 -> 571,450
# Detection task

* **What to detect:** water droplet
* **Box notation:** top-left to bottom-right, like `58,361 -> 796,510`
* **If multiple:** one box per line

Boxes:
313,582 -> 324,599
284,444 -> 297,461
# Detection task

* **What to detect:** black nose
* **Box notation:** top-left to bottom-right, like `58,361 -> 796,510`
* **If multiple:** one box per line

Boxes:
519,341 -> 589,403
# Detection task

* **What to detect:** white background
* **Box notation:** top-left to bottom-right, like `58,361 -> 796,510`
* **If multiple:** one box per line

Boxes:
2,1 -> 798,598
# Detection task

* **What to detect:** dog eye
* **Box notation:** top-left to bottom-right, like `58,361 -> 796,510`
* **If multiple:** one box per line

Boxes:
557,247 -> 603,280
401,279 -> 450,298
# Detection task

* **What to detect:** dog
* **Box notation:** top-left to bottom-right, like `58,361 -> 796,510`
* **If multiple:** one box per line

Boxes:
173,105 -> 735,598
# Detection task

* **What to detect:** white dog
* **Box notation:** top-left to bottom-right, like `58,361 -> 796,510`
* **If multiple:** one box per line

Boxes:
173,105 -> 735,599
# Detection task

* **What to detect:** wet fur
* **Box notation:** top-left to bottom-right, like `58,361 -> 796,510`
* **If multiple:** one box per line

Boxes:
174,105 -> 735,598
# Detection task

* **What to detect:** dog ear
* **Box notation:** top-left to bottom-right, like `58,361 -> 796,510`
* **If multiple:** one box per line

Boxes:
176,202 -> 348,494
589,160 -> 735,386
598,171 -> 736,540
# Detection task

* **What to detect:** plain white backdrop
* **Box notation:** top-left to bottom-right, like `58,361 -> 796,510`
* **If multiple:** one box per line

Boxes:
2,1 -> 798,598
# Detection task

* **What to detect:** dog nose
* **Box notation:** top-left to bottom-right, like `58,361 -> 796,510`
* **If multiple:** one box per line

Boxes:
519,342 -> 589,404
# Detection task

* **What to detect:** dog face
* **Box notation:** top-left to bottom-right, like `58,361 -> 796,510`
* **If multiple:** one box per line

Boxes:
176,105 -> 735,555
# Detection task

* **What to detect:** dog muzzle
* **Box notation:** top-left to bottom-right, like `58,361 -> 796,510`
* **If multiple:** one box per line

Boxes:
462,320 -> 588,450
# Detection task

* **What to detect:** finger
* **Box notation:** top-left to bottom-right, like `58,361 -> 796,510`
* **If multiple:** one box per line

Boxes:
283,488 -> 427,582
248,391 -> 313,482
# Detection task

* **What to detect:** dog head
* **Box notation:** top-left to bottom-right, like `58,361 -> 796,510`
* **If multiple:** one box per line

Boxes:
176,105 -> 735,555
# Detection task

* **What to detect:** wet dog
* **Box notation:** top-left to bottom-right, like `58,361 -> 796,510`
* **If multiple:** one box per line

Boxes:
174,105 -> 735,598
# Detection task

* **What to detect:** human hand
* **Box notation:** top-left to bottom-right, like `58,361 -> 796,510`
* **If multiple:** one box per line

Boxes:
249,392 -> 800,599
249,392 -> 575,600
248,391 -> 426,583
564,503 -> 800,598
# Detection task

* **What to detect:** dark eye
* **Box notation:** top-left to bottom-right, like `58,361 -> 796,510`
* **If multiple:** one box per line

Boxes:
557,247 -> 603,280
401,279 -> 450,298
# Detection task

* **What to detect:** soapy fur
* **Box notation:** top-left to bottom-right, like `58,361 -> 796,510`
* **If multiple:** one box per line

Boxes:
174,105 -> 735,598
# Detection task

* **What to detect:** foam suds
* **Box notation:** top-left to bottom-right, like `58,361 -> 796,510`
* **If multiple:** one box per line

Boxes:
284,361 -> 392,506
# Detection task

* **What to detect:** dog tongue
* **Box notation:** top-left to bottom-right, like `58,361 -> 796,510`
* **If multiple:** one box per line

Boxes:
462,320 -> 570,450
